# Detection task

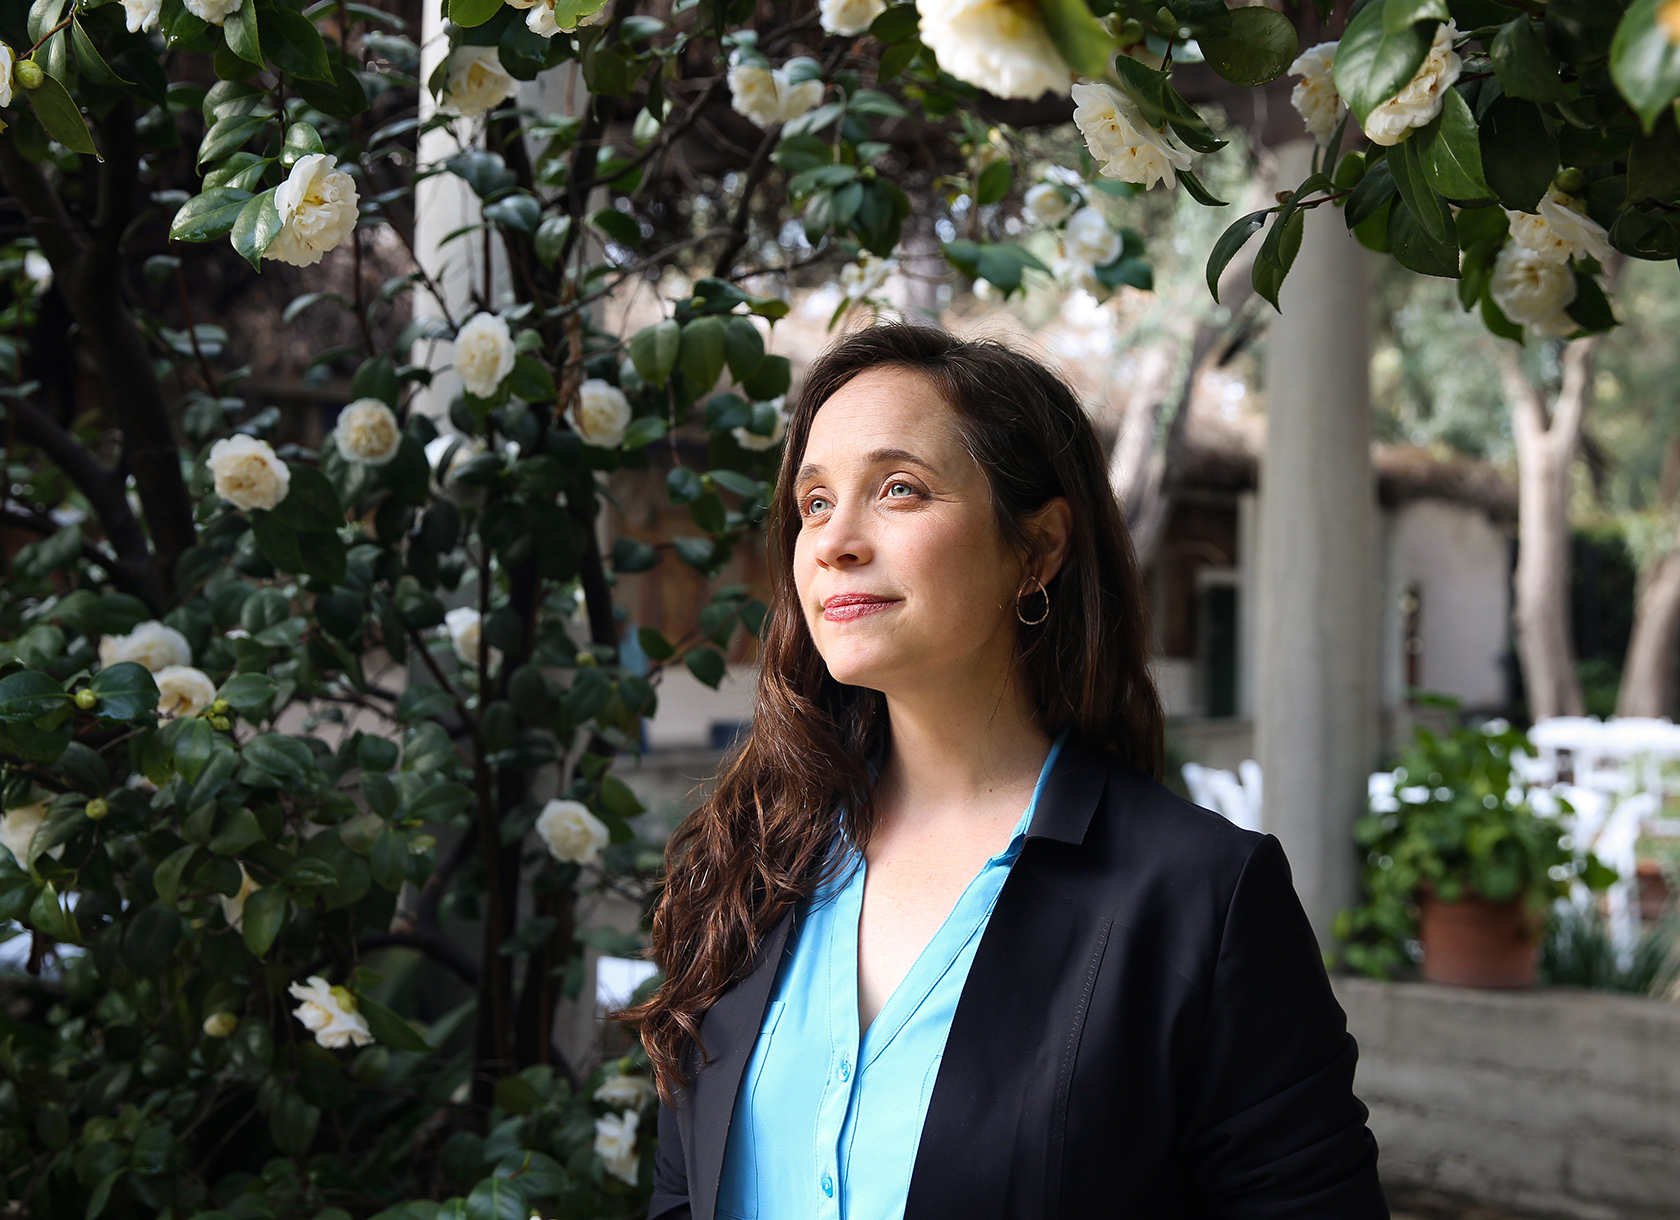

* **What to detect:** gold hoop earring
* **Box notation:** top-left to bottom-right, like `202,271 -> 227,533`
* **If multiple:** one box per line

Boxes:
1017,575 -> 1049,626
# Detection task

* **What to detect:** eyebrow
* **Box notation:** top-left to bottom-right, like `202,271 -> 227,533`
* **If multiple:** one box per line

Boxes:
795,447 -> 940,486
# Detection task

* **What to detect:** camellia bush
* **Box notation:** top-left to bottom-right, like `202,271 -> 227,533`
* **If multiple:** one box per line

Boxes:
1,0 -> 1679,1218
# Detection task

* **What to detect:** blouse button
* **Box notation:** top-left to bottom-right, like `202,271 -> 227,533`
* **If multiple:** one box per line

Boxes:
821,1174 -> 834,1198
838,1060 -> 851,1082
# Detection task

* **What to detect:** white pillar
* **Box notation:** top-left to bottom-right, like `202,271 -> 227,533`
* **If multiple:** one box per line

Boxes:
412,18 -> 590,419
1253,141 -> 1379,948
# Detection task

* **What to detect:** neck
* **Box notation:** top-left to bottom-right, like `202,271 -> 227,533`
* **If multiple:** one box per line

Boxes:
874,662 -> 1052,825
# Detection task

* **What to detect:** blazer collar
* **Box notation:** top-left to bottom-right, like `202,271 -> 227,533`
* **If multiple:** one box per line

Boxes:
1023,733 -> 1110,846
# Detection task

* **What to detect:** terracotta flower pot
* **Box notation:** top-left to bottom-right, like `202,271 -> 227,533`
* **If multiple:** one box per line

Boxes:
1417,883 -> 1542,989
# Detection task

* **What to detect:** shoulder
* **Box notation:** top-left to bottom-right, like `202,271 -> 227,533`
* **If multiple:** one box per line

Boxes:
1030,742 -> 1277,933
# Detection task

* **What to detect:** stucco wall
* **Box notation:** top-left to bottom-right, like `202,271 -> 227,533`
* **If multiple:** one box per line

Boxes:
1381,499 -> 1511,711
1335,978 -> 1680,1220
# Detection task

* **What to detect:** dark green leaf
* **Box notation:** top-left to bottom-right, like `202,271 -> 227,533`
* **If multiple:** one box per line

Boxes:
680,316 -> 727,393
1037,0 -> 1118,78
27,72 -> 97,157
357,991 -> 433,1052
1390,135 -> 1452,242
1491,18 -> 1566,102
1174,168 -> 1229,207
241,884 -> 287,956
1612,0 -> 1680,132
172,716 -> 214,782
1419,87 -> 1490,199
123,905 -> 183,974
170,187 -> 257,242
1480,96 -> 1557,212
256,0 -> 333,81
215,672 -> 275,714
1206,209 -> 1269,302
88,662 -> 159,720
1388,195 -> 1461,277
0,670 -> 67,722
1333,0 -> 1434,122
1200,4 -> 1300,87
684,645 -> 726,689
226,0 -> 261,64
231,188 -> 282,270
70,19 -> 132,86
630,319 -> 681,385
269,1092 -> 319,1154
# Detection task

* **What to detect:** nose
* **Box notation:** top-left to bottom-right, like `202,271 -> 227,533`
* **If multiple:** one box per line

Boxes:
810,496 -> 873,571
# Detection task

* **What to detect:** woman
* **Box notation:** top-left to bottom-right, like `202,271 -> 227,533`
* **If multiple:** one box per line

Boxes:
622,324 -> 1388,1219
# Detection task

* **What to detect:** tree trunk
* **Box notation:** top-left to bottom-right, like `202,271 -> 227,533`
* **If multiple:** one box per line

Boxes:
1617,544 -> 1680,717
1501,340 -> 1597,721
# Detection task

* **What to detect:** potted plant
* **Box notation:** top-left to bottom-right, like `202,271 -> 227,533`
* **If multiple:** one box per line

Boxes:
1334,708 -> 1617,988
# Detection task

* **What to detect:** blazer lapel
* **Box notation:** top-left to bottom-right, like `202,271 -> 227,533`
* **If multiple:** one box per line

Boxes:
905,738 -> 1113,1220
681,906 -> 792,1220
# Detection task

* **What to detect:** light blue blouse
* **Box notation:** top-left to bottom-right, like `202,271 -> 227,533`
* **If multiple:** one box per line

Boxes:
715,728 -> 1071,1220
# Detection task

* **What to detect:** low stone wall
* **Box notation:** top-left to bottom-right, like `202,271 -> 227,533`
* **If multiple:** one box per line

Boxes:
1333,978 -> 1680,1220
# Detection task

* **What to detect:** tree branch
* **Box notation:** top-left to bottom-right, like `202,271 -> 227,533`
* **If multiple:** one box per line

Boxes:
8,398 -> 164,607
0,127 -> 197,598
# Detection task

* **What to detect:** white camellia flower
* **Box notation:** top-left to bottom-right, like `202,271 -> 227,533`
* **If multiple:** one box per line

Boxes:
1361,21 -> 1462,146
917,0 -> 1072,100
442,46 -> 518,117
0,801 -> 54,867
265,154 -> 360,268
155,666 -> 217,718
444,605 -> 503,671
23,251 -> 52,293
334,398 -> 403,465
219,865 -> 259,931
1505,187 -> 1613,265
727,59 -> 824,128
0,43 -> 14,109
100,620 -> 192,673
593,1111 -> 640,1186
1062,206 -> 1121,268
288,976 -> 374,1049
1023,182 -> 1075,227
454,312 -> 517,398
207,435 -> 292,512
1288,41 -> 1341,142
733,397 -> 788,452
184,0 -> 242,24
840,253 -> 896,300
1071,82 -> 1192,191
536,799 -> 610,867
566,379 -> 633,448
505,0 -> 556,36
594,1074 -> 658,1111
121,0 -> 161,31
425,432 -> 485,482
1490,242 -> 1579,336
819,0 -> 885,36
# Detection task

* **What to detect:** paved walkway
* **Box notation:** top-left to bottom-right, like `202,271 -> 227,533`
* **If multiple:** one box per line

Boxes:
1388,1186 -> 1553,1220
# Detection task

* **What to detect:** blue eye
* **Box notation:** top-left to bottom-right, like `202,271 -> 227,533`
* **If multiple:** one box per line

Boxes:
805,496 -> 830,515
886,481 -> 915,497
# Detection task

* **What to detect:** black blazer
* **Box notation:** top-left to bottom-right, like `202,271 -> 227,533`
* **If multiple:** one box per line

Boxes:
649,738 -> 1389,1219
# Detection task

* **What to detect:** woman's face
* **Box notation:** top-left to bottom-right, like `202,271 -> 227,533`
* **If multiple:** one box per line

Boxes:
790,365 -> 1055,697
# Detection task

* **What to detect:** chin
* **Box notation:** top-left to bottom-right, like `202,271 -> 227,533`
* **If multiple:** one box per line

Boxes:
816,641 -> 904,692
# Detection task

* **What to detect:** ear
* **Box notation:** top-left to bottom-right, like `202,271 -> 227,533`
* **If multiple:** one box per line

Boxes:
1025,496 -> 1073,585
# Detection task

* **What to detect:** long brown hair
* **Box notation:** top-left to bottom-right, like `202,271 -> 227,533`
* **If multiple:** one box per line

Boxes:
619,323 -> 1163,1102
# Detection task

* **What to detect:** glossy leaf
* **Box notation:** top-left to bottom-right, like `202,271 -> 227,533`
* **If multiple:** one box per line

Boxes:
1333,0 -> 1433,123
26,72 -> 98,157
1612,0 -> 1680,131
88,662 -> 159,720
1200,5 -> 1299,87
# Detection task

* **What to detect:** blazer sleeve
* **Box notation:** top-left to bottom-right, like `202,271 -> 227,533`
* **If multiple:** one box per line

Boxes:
648,1097 -> 692,1220
1180,832 -> 1389,1218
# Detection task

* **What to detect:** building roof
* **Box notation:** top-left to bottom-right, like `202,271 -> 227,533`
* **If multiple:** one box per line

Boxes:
1175,410 -> 1517,521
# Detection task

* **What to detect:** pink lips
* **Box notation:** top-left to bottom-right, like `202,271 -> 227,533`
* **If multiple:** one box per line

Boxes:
821,593 -> 899,622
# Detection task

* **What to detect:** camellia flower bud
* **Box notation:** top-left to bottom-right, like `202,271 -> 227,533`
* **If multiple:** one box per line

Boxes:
576,651 -> 598,667
15,60 -> 43,89
210,699 -> 230,715
85,798 -> 108,821
209,715 -> 231,731
74,689 -> 98,710
203,1012 -> 239,1038
1554,168 -> 1586,195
